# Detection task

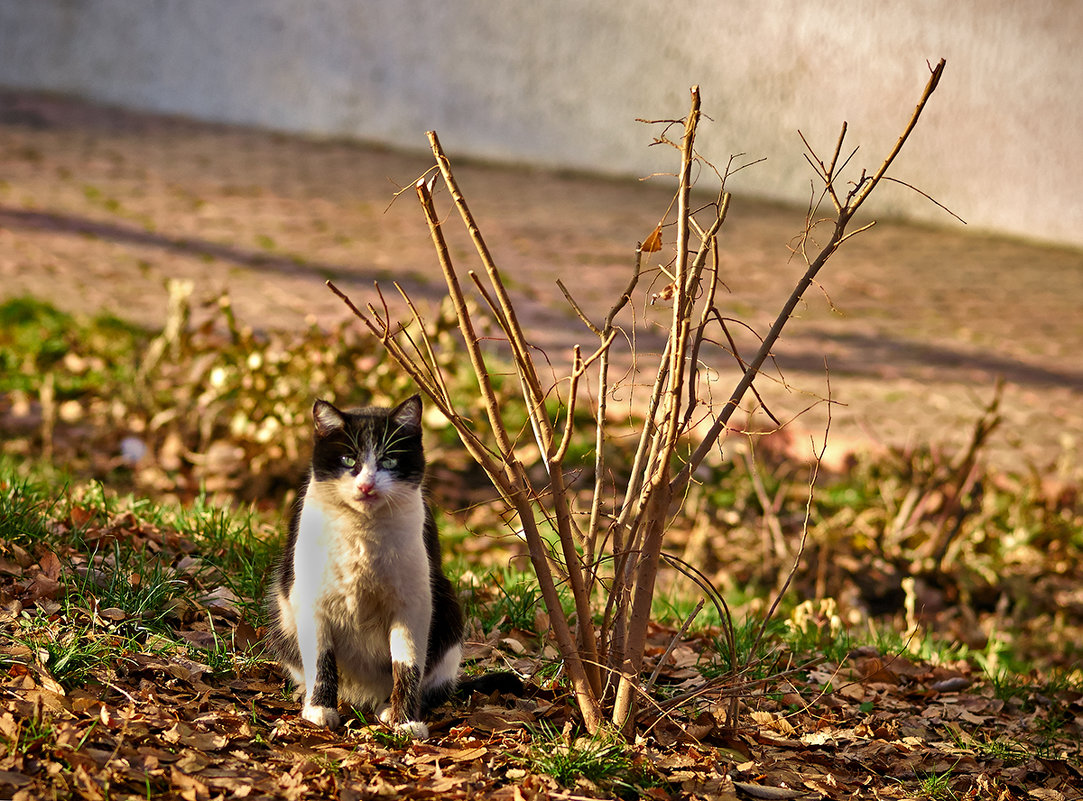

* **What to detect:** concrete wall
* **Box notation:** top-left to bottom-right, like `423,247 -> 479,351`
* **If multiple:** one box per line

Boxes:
1,0 -> 1080,247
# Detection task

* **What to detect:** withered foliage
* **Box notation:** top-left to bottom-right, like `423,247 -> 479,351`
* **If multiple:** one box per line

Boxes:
0,284 -> 421,503
0,492 -> 1080,800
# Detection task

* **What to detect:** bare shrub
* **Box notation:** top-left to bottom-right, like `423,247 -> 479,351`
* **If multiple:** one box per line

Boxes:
330,60 -> 948,735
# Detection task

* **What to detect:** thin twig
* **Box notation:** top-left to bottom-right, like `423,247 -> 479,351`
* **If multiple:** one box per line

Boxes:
750,364 -> 832,658
882,176 -> 967,224
586,246 -> 643,580
556,279 -> 603,336
643,598 -> 703,695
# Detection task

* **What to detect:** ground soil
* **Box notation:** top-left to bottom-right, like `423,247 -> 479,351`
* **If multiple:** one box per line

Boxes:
1,89 -> 1081,478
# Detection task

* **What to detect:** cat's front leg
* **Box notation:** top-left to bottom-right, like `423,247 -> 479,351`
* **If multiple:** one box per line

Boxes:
380,619 -> 429,738
297,619 -> 341,727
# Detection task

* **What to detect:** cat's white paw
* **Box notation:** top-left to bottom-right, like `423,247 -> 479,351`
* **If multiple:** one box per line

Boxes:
376,705 -> 428,739
394,720 -> 429,739
301,704 -> 341,728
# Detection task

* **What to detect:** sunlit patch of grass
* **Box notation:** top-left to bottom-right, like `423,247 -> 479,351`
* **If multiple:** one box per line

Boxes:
6,614 -> 133,690
0,457 -> 278,689
948,724 -> 1035,765
456,562 -> 570,637
865,623 -> 968,666
0,296 -> 144,396
163,492 -> 281,620
526,722 -> 661,798
185,612 -> 261,676
0,470 -> 64,547
54,479 -> 280,626
969,735 -> 1033,765
916,765 -> 961,801
652,587 -> 726,632
700,615 -> 789,682
368,724 -> 414,750
478,566 -> 543,632
0,703 -> 70,757
66,540 -> 188,634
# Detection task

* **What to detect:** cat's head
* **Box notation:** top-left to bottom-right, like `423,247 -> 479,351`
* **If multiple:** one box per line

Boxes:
309,395 -> 426,512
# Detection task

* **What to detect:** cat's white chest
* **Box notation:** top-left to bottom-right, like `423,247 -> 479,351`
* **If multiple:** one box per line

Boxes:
292,483 -> 429,616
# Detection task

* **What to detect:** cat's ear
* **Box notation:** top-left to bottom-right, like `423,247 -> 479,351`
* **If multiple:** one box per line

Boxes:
390,394 -> 422,429
313,400 -> 346,437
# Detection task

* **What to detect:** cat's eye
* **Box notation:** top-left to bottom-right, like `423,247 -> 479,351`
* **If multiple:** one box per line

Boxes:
340,454 -> 357,468
380,456 -> 397,469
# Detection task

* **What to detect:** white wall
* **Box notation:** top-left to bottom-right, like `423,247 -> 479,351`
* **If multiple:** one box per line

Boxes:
1,0 -> 1079,247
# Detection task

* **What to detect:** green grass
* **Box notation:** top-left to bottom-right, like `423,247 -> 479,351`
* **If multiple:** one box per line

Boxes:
0,296 -> 144,396
0,456 -> 279,690
0,471 -> 65,546
652,587 -> 725,631
156,491 -> 281,620
453,556 -> 576,638
469,564 -> 545,633
917,766 -> 960,801
701,614 -> 789,681
66,540 -> 190,634
526,722 -> 661,798
12,619 -> 132,690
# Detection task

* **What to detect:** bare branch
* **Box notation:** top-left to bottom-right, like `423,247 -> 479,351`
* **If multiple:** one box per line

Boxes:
427,131 -> 555,451
414,178 -> 520,464
674,59 -> 947,493
848,58 -> 946,214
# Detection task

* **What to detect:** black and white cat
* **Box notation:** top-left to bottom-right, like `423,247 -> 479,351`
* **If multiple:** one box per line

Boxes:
266,395 -> 468,738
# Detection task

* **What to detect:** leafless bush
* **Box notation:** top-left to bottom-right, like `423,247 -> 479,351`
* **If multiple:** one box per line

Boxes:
330,60 -> 947,735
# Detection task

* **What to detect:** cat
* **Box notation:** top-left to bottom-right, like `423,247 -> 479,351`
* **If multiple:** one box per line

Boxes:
266,394 -> 475,738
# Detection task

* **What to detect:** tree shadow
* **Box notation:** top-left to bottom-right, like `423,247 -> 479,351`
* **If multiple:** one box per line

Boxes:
774,328 -> 1083,392
0,206 -> 448,304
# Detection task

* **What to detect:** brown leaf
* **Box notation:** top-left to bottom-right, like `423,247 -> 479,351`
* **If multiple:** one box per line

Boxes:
1029,790 -> 1066,801
26,575 -> 61,603
0,770 -> 32,789
171,765 -> 211,801
38,551 -> 62,581
69,505 -> 95,528
233,619 -> 259,651
650,282 -> 676,306
73,764 -> 107,801
489,785 -> 529,801
427,775 -> 466,793
163,721 -> 228,751
445,745 -> 488,762
642,224 -> 663,252
200,586 -> 242,618
855,656 -> 898,685
7,543 -> 33,569
733,781 -> 806,799
464,705 -> 536,733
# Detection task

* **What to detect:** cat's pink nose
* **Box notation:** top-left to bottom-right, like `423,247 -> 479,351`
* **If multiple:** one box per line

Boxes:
356,481 -> 377,499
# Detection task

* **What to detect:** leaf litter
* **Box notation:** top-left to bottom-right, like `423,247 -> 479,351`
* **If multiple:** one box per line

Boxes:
1,290 -> 1083,798
0,495 -> 1080,800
